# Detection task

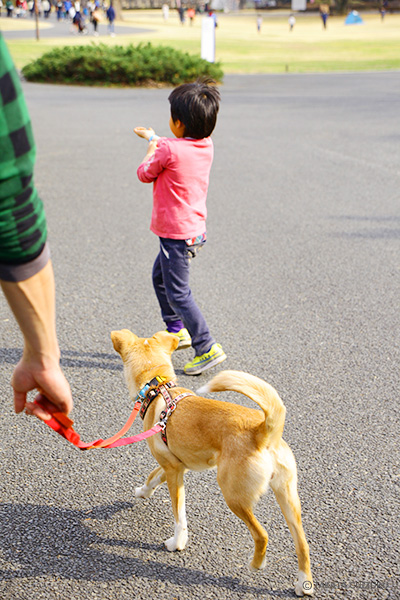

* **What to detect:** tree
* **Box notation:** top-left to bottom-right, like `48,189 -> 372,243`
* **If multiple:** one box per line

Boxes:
113,0 -> 123,20
335,0 -> 349,13
327,0 -> 350,15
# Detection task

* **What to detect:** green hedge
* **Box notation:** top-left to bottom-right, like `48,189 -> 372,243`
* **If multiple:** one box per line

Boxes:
21,43 -> 224,86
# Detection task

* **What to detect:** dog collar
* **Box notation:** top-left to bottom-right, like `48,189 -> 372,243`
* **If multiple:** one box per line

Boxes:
135,376 -> 167,402
136,377 -> 177,420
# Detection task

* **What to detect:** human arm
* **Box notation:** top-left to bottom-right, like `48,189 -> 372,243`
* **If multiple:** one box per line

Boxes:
0,32 -> 73,421
134,126 -> 160,142
1,261 -> 73,421
135,130 -> 172,183
134,127 -> 160,164
139,140 -> 159,166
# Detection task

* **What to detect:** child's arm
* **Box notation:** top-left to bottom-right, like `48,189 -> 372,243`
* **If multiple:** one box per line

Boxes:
139,140 -> 159,165
134,126 -> 160,167
134,126 -> 160,142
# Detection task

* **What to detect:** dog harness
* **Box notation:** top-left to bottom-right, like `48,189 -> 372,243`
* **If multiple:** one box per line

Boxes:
33,376 -> 191,450
137,376 -> 192,445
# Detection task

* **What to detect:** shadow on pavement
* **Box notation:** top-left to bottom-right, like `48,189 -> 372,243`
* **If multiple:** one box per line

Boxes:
0,501 -> 289,596
0,348 -> 122,371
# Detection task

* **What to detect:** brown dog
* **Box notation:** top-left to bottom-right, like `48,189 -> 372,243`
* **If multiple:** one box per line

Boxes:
111,329 -> 314,597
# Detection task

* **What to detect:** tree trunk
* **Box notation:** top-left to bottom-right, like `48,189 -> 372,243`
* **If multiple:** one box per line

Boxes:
331,0 -> 349,14
113,0 -> 123,20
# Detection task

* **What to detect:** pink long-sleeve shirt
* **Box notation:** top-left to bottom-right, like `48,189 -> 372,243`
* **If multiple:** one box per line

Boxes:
137,136 -> 214,240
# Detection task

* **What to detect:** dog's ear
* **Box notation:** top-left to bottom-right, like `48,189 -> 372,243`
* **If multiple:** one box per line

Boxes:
111,329 -> 137,355
153,331 -> 179,354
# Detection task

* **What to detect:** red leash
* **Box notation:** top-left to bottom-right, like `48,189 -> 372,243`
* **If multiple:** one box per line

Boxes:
33,397 -> 163,450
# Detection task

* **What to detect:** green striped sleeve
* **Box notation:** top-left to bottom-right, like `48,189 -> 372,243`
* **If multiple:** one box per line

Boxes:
0,32 -> 47,266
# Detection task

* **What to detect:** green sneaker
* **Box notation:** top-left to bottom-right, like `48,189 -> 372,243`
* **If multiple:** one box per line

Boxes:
184,343 -> 227,375
169,328 -> 192,350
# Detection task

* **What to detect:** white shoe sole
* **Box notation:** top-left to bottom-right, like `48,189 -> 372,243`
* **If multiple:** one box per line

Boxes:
184,352 -> 227,375
176,340 -> 192,350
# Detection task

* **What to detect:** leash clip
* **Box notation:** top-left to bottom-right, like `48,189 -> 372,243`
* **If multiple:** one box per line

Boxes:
158,401 -> 177,430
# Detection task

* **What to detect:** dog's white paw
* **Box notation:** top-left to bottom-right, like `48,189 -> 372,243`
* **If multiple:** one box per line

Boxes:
295,571 -> 314,596
135,485 -> 152,499
248,555 -> 267,572
164,529 -> 188,552
164,536 -> 179,551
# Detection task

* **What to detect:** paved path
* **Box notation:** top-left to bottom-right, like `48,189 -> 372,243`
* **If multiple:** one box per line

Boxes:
1,15 -> 152,39
0,73 -> 399,600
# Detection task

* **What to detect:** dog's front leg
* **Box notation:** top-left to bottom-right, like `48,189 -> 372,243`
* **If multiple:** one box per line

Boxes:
164,465 -> 188,551
135,466 -> 166,499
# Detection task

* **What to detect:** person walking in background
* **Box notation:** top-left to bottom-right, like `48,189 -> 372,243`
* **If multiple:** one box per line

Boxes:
64,0 -> 71,19
56,0 -> 63,19
68,1 -> 76,21
256,14 -> 262,33
380,0 -> 388,20
42,0 -> 50,17
162,2 -> 169,21
319,4 -> 329,29
72,7 -> 87,33
106,0 -> 116,36
91,3 -> 101,35
177,4 -> 185,24
6,0 -> 14,17
0,33 -> 73,423
187,6 -> 195,25
289,13 -> 296,31
134,79 -> 227,375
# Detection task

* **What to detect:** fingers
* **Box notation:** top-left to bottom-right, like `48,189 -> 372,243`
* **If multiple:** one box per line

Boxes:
13,390 -> 27,414
25,400 -> 52,422
134,127 -> 148,137
11,359 -> 73,420
134,127 -> 154,140
39,370 -> 73,416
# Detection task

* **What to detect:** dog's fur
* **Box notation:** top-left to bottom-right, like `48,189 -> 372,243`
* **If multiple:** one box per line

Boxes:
111,329 -> 314,597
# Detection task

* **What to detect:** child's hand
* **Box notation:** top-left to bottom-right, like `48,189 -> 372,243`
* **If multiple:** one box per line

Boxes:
134,127 -> 158,141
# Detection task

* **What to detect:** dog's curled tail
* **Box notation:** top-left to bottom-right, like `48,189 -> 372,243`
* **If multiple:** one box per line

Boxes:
198,370 -> 286,447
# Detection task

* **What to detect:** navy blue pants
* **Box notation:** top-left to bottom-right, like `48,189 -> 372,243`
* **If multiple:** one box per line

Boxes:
152,238 -> 214,356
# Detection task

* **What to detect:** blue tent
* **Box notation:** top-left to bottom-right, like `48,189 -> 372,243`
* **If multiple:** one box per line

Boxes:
345,11 -> 364,25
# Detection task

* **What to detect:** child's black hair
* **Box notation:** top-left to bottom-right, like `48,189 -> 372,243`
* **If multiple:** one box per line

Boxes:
168,78 -> 221,139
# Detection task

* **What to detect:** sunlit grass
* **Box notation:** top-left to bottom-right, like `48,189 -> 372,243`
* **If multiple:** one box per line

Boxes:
3,9 -> 400,73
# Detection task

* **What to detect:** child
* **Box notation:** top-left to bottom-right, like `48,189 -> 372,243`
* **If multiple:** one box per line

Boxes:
134,78 -> 226,375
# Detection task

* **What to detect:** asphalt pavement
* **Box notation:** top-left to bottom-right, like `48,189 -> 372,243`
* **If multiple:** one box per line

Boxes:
0,71 -> 399,600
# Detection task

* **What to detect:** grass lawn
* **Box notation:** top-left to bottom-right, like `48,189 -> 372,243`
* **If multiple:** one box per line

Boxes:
2,9 -> 400,73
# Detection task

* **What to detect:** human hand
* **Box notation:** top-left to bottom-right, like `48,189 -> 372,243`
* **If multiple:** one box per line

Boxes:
134,127 -> 158,141
12,356 -> 73,422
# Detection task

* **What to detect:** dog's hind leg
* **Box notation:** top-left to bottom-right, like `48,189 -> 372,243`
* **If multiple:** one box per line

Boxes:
217,460 -> 269,571
164,464 -> 188,551
135,466 -> 166,499
270,443 -> 313,597
228,502 -> 269,571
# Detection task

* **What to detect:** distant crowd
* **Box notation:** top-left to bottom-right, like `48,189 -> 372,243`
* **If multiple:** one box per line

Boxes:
1,0 -> 117,36
0,0 -> 221,34
0,1 -> 108,23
